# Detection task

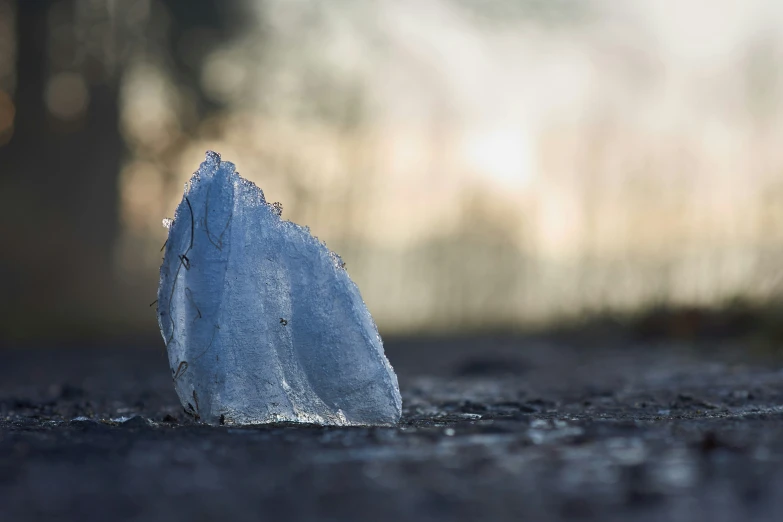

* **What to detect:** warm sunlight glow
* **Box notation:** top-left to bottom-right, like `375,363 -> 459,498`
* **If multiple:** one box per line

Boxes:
463,127 -> 535,190
112,0 -> 783,330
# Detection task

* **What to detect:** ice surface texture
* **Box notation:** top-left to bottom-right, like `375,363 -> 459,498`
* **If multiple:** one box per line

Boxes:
158,151 -> 401,426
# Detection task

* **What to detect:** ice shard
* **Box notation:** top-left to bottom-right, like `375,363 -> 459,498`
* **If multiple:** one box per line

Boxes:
157,151 -> 401,426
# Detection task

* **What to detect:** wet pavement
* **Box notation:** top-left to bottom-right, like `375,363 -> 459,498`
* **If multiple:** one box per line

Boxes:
2,335 -> 783,521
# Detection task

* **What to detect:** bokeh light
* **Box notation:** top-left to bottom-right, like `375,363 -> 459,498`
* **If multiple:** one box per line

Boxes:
45,72 -> 89,120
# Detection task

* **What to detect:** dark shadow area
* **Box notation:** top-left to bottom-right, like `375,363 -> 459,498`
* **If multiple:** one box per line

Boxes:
2,330 -> 783,521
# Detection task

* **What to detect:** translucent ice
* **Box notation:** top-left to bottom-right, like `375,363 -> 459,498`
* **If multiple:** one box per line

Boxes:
157,151 -> 401,426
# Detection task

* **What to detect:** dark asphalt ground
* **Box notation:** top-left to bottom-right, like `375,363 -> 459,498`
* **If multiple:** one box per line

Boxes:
2,332 -> 783,522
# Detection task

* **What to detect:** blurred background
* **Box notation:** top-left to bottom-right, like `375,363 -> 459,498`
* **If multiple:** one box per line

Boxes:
2,0 -> 783,341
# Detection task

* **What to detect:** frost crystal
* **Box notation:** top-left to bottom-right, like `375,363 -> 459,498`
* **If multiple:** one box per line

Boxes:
157,151 -> 401,426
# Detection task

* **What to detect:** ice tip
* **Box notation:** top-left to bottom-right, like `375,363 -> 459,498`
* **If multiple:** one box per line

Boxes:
204,150 -> 221,166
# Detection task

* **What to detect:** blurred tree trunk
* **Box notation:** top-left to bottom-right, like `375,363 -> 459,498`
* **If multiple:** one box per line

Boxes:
0,0 -> 123,337
0,0 -> 238,338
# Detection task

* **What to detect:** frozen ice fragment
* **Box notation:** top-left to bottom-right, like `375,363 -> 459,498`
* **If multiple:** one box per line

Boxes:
157,151 -> 402,426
